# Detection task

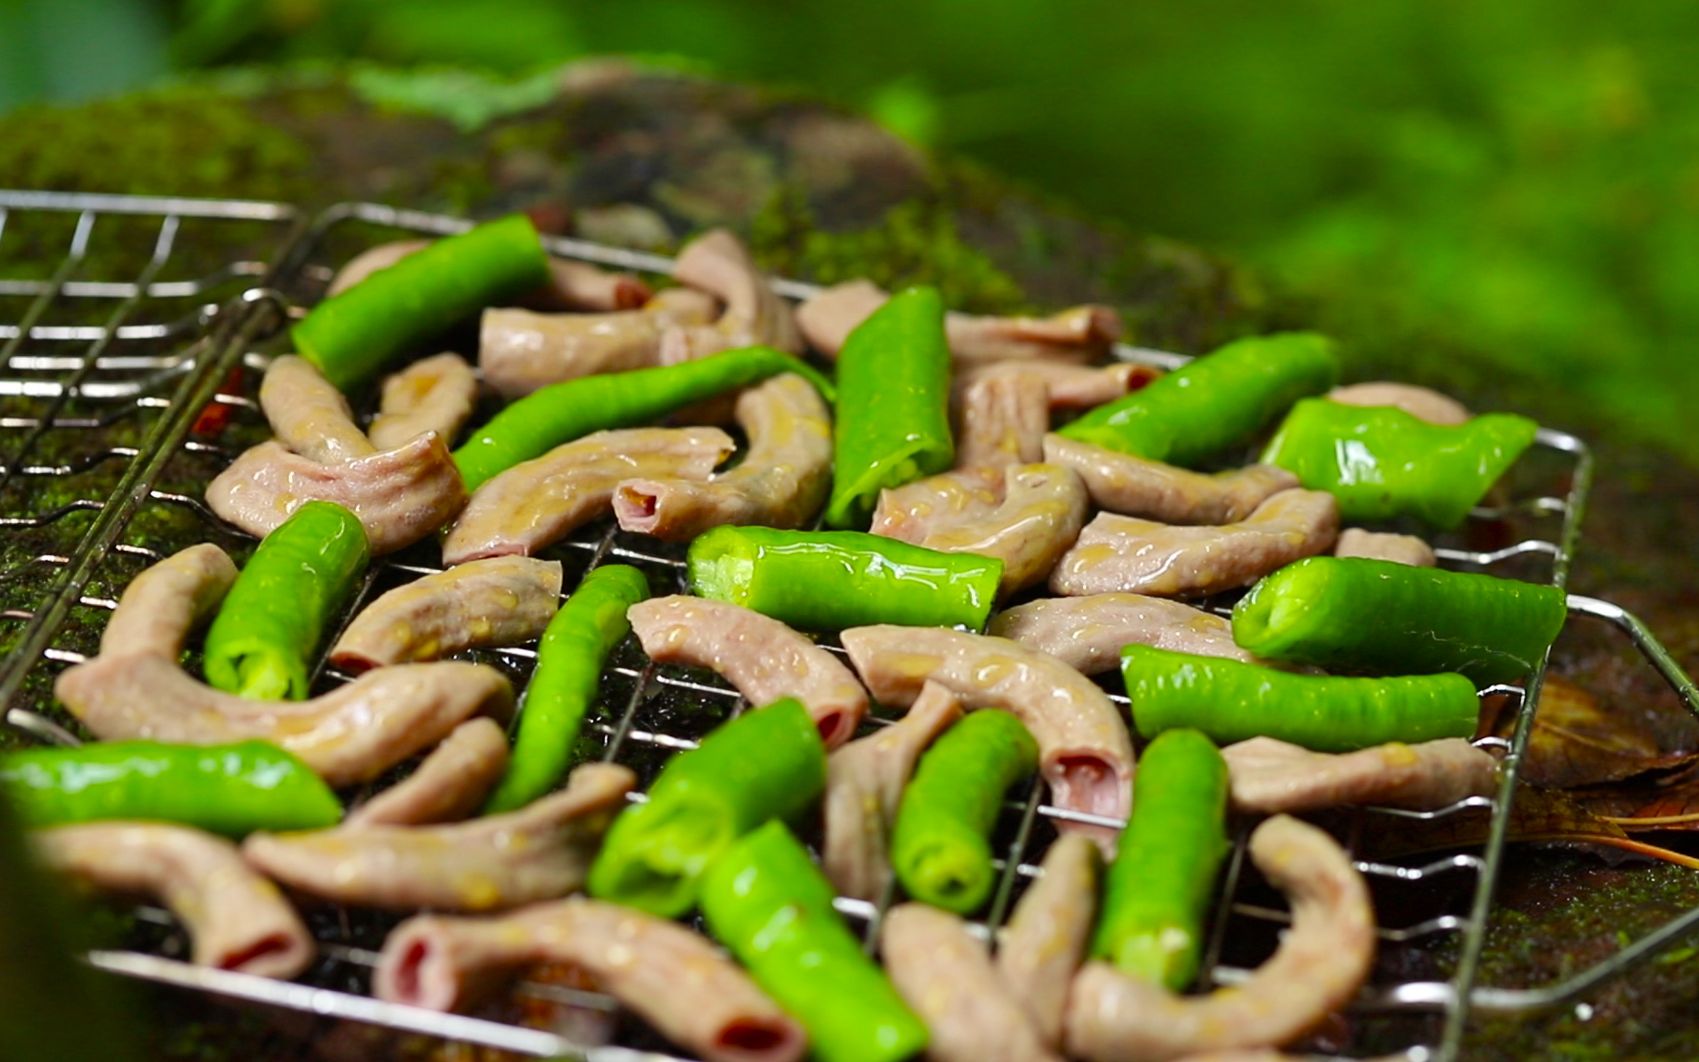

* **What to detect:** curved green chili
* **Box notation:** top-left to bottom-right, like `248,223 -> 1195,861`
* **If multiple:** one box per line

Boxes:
454,346 -> 834,490
687,525 -> 1003,632
890,710 -> 1038,913
700,820 -> 929,1062
484,564 -> 649,814
588,698 -> 826,917
1233,556 -> 1567,685
0,740 -> 341,835
1122,646 -> 1480,751
293,215 -> 550,391
1093,728 -> 1227,990
1260,398 -> 1538,528
1057,332 -> 1339,465
203,500 -> 369,700
824,286 -> 954,528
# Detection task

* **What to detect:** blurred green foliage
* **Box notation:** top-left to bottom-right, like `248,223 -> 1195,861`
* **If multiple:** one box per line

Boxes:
3,0 -> 1697,459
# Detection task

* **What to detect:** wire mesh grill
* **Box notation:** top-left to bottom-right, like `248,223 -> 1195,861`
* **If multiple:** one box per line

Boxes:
1,190 -> 1695,1062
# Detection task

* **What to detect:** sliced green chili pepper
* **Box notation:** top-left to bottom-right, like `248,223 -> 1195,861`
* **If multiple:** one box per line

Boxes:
1057,332 -> 1339,465
1233,556 -> 1567,685
701,820 -> 929,1062
1260,398 -> 1538,528
454,346 -> 834,490
484,564 -> 648,814
687,525 -> 1003,632
0,740 -> 342,836
1122,646 -> 1480,751
890,710 -> 1038,914
588,698 -> 826,917
293,215 -> 550,391
824,286 -> 953,528
203,500 -> 369,700
1093,728 -> 1227,990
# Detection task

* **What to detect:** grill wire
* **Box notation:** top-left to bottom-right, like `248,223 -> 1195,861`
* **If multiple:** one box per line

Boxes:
1,190 -> 1695,1062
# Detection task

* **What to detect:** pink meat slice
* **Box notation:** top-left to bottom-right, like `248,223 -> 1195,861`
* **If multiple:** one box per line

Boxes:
99,543 -> 236,658
954,369 -> 1051,468
330,555 -> 563,671
613,373 -> 832,540
374,897 -> 805,1062
1328,382 -> 1469,426
881,903 -> 1060,1062
1050,489 -> 1339,598
1042,435 -> 1299,525
479,288 -> 717,397
628,596 -> 868,749
996,833 -> 1102,1048
823,682 -> 964,901
243,763 -> 633,912
1334,528 -> 1436,567
35,822 -> 314,979
1064,816 -> 1376,1062
1222,737 -> 1498,815
259,355 -> 375,464
989,593 -> 1256,676
958,361 -> 1161,411
368,353 -> 479,450
839,625 -> 1134,845
442,427 -> 735,564
658,229 -> 802,362
207,434 -> 467,556
328,238 -> 652,311
344,717 -> 512,828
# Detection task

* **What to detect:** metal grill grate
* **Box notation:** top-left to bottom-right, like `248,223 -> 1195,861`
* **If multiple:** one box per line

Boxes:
1,190 -> 1696,1062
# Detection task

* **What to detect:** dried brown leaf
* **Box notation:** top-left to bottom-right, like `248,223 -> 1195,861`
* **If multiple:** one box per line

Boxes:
1494,676 -> 1694,789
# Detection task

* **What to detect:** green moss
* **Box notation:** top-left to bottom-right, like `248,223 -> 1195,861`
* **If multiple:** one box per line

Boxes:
348,64 -> 560,133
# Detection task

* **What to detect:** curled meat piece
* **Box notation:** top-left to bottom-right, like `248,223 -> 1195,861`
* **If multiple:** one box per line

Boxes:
823,682 -> 964,901
375,897 -> 805,1062
955,370 -> 1050,468
1042,435 -> 1298,524
443,427 -> 734,564
1051,489 -> 1339,598
208,434 -> 466,556
479,288 -> 717,397
1064,815 -> 1375,1062
1328,382 -> 1469,426
329,238 -> 652,311
344,717 -> 511,828
330,556 -> 563,671
840,625 -> 1134,839
659,229 -> 802,362
260,355 -> 375,464
958,361 -> 1161,411
797,279 -> 1122,365
36,822 -> 313,979
997,833 -> 1101,1047
989,594 -> 1256,676
613,373 -> 832,540
244,763 -> 633,911
875,463 -> 1088,596
628,596 -> 868,748
100,542 -> 236,658
369,353 -> 479,450
1334,528 -> 1436,567
1222,737 -> 1498,815
881,903 -> 1060,1062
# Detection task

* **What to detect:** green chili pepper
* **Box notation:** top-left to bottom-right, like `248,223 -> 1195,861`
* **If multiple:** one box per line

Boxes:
454,346 -> 834,490
588,698 -> 826,917
484,565 -> 648,814
700,821 -> 929,1062
1260,398 -> 1539,528
1233,556 -> 1567,685
824,286 -> 954,528
1092,728 -> 1227,990
1056,332 -> 1339,465
890,710 -> 1038,914
293,215 -> 550,391
0,740 -> 342,836
687,525 -> 1003,632
1122,646 -> 1480,751
203,500 -> 369,700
